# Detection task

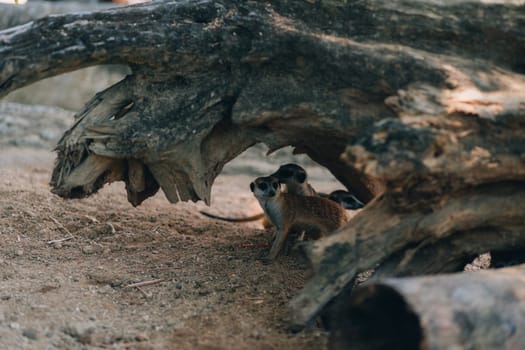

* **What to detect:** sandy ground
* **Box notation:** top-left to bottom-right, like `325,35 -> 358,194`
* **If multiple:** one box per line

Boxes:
0,148 -> 347,349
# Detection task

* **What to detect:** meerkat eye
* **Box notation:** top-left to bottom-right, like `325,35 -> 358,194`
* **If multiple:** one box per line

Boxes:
258,182 -> 268,191
272,182 -> 278,190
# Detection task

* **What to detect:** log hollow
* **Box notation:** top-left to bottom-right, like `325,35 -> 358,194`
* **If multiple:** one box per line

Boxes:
329,265 -> 525,350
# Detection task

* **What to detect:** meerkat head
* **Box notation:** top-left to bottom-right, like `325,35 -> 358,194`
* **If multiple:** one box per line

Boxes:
270,163 -> 307,185
250,176 -> 281,199
329,190 -> 365,210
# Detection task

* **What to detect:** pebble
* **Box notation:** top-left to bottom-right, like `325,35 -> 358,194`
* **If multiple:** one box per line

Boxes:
198,289 -> 211,296
175,282 -> 182,290
22,328 -> 38,340
135,333 -> 149,342
53,242 -> 63,249
15,249 -> 23,256
82,245 -> 95,255
63,323 -> 95,345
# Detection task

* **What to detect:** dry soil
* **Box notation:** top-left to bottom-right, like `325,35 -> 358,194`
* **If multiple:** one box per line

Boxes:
0,148 -> 343,350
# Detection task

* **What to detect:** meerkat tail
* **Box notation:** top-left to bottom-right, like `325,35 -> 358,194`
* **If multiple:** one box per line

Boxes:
199,211 -> 265,222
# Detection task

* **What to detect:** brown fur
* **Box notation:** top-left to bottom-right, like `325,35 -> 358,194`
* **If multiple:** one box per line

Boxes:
200,163 -> 316,227
251,176 -> 347,263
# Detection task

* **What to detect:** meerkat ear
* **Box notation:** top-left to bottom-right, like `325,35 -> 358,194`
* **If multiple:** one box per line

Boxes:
250,182 -> 255,192
295,172 -> 306,183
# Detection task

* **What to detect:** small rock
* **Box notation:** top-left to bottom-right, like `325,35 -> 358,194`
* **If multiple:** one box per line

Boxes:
102,248 -> 111,254
110,280 -> 123,288
53,242 -> 63,249
198,289 -> 211,296
63,323 -> 95,345
82,245 -> 95,255
15,249 -> 23,256
1,295 -> 11,301
135,333 -> 149,342
175,282 -> 182,290
9,322 -> 20,330
22,328 -> 38,340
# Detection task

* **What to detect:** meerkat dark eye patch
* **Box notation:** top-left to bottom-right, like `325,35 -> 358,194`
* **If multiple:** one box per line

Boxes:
272,182 -> 278,190
258,182 -> 268,191
250,182 -> 255,192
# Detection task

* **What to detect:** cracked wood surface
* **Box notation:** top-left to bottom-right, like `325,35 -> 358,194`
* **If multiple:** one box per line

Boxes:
1,0 -> 525,327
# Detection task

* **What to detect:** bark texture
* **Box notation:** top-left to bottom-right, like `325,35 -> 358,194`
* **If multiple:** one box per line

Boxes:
1,0 -> 525,327
329,265 -> 525,350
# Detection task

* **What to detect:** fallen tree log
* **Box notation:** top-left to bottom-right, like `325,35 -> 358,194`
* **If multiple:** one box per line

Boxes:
329,265 -> 525,350
291,182 -> 525,325
1,0 -> 525,328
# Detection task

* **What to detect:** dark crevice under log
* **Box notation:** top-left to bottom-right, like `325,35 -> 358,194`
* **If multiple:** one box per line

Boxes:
330,266 -> 525,350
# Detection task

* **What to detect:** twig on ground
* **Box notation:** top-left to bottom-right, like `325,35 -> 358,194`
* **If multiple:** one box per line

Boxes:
123,279 -> 165,289
46,236 -> 74,244
239,297 -> 265,303
49,216 -> 72,235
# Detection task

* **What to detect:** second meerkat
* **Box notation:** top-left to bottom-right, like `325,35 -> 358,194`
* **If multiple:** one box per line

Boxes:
250,176 -> 348,263
199,163 -> 318,225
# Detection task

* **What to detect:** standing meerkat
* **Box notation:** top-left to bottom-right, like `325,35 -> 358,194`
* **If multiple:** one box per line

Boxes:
250,176 -> 348,263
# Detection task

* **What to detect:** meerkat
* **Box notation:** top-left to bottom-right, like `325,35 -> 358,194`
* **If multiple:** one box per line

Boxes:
250,176 -> 348,263
327,190 -> 364,210
272,164 -> 365,210
269,163 -> 317,196
200,163 -> 364,225
199,163 -> 318,225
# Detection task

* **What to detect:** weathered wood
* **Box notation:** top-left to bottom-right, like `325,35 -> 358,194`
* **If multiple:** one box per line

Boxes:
370,225 -> 525,279
2,0 -> 523,206
1,0 -> 525,330
291,182 -> 525,325
329,265 -> 525,350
